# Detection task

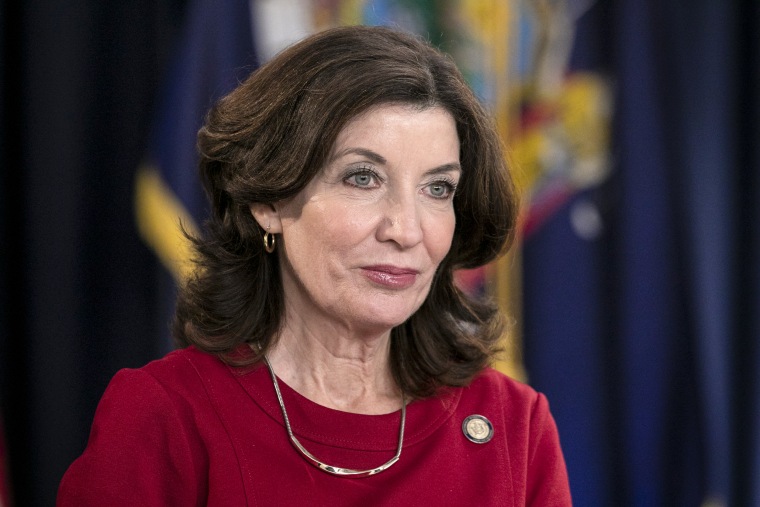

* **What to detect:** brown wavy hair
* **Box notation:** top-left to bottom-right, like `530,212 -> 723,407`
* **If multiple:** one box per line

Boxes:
174,25 -> 519,398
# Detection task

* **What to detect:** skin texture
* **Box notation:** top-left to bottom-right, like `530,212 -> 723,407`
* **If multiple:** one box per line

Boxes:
250,104 -> 461,414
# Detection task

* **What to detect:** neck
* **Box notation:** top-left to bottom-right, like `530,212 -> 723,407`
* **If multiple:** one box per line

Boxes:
265,314 -> 401,415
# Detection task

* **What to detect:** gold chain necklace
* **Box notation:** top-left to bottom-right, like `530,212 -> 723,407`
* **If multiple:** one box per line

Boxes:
262,355 -> 406,477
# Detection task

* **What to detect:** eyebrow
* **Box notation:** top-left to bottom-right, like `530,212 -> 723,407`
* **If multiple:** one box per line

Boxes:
335,148 -> 387,164
333,147 -> 463,175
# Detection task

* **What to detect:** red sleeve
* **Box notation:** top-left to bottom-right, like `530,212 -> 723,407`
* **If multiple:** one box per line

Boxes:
526,393 -> 572,506
57,369 -> 207,506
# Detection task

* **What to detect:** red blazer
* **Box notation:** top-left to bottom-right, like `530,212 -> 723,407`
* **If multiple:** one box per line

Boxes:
58,347 -> 571,506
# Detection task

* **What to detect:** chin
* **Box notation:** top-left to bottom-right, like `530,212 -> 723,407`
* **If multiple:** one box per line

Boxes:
351,303 -> 421,332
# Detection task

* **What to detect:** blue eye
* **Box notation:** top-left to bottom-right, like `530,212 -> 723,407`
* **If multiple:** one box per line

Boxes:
426,180 -> 456,199
352,173 -> 373,186
429,183 -> 447,197
344,168 -> 380,189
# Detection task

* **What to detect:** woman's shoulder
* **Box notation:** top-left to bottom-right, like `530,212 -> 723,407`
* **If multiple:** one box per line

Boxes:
467,370 -> 571,504
140,345 -> 221,378
135,344 -> 240,380
58,348 -> 220,505
470,366 -> 539,397
102,346 -> 229,407
460,366 -> 551,418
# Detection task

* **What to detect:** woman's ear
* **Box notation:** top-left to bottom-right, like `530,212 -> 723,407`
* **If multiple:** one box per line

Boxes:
249,203 -> 282,233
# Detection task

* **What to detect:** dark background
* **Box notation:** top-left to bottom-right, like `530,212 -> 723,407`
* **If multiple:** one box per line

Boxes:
1,2 -> 186,505
1,1 -> 759,506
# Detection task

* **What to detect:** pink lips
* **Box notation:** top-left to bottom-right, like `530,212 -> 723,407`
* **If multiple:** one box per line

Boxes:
361,265 -> 419,289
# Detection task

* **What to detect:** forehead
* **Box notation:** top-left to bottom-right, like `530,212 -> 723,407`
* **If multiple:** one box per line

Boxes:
330,103 -> 459,154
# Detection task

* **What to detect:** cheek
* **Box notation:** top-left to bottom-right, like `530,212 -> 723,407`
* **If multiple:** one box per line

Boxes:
324,201 -> 374,240
340,204 -> 376,234
287,202 -> 373,263
425,213 -> 457,263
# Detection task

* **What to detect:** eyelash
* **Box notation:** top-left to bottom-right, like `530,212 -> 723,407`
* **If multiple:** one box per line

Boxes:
343,167 -> 458,200
343,166 -> 382,189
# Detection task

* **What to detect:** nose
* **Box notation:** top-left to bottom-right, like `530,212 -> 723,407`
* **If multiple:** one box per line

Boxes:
376,194 -> 424,249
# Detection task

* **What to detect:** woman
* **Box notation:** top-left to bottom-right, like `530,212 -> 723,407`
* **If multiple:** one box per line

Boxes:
58,25 -> 571,505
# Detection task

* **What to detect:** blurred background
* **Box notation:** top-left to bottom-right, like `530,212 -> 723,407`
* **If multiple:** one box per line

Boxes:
1,0 -> 758,505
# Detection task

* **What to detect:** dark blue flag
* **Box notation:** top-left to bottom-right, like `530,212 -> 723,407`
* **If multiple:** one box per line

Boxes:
523,0 -> 760,505
518,2 -> 617,501
135,0 -> 258,281
134,0 -> 257,351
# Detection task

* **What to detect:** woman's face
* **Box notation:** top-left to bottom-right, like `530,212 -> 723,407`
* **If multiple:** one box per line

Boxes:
260,104 -> 460,335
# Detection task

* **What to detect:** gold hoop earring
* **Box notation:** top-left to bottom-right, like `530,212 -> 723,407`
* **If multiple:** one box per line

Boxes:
263,231 -> 276,253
